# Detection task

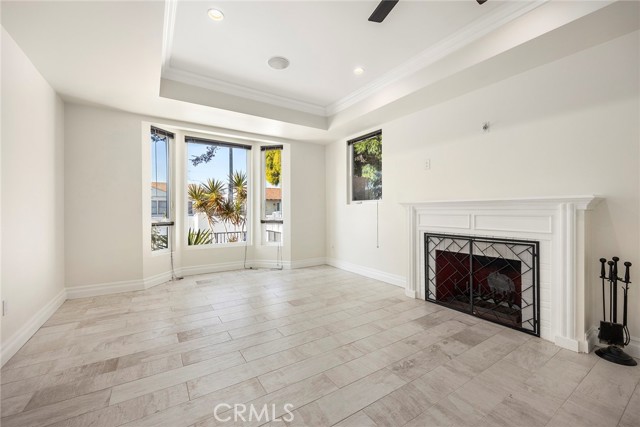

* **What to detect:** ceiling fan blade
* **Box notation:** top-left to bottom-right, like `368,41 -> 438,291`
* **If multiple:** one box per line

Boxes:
368,0 -> 399,23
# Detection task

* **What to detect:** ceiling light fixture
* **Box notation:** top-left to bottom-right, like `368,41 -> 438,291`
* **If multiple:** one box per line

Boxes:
207,8 -> 225,21
268,56 -> 290,70
353,67 -> 365,75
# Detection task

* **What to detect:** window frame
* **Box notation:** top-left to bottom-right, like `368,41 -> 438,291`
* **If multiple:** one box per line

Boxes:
347,130 -> 382,204
260,145 -> 284,246
150,126 -> 174,253
184,135 -> 252,248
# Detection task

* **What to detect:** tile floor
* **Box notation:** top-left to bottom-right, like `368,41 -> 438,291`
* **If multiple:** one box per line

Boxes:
1,266 -> 639,427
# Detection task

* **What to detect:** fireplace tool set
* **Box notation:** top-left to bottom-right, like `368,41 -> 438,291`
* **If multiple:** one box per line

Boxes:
596,257 -> 636,366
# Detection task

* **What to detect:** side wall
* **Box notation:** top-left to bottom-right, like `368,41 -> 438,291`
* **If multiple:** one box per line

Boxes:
290,142 -> 326,265
326,32 -> 640,350
1,29 -> 66,364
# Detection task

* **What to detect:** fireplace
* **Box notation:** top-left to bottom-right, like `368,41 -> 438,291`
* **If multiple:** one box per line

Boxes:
425,233 -> 540,336
402,197 -> 600,352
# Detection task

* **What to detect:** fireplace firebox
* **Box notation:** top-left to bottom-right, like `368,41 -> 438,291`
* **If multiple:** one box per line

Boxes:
425,233 -> 540,336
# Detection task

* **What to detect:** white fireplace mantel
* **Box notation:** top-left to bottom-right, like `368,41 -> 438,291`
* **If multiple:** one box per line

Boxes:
401,196 -> 601,353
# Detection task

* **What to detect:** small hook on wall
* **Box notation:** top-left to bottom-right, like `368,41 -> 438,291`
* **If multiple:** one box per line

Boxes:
482,122 -> 491,133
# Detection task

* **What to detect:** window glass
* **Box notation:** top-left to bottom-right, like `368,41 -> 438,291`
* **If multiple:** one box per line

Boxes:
187,140 -> 249,245
262,147 -> 283,244
350,132 -> 382,202
151,129 -> 171,251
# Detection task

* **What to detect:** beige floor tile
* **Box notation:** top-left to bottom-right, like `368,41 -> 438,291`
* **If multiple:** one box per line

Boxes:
110,350 -> 244,404
287,369 -> 406,426
47,383 -> 189,427
363,381 -> 434,427
258,345 -> 363,393
619,383 -> 640,427
2,266 -> 637,427
333,411 -> 378,427
1,389 -> 111,427
125,379 -> 266,427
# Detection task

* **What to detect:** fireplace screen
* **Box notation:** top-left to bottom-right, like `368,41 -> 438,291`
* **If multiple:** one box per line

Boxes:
425,233 -> 540,336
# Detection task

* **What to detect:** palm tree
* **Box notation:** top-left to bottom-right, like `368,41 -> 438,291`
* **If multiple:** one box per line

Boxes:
187,171 -> 248,244
187,178 -> 226,229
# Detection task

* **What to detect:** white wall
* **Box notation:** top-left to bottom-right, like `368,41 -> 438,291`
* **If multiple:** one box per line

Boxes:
326,32 -> 640,346
1,28 -> 66,364
65,105 -> 144,289
290,142 -> 326,264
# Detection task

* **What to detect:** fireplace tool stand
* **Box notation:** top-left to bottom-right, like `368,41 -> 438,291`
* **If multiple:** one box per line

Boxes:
596,257 -> 636,366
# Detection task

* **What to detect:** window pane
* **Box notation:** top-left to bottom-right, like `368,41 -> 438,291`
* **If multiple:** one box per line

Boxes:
262,148 -> 283,244
151,131 -> 170,251
351,134 -> 382,201
187,141 -> 249,245
151,225 -> 169,251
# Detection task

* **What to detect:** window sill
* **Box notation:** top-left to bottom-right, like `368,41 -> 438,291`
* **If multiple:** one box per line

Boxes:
183,242 -> 252,250
349,199 -> 382,205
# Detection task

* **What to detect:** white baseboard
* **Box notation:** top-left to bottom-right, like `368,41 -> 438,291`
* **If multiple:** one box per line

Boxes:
66,278 -> 146,299
554,335 -> 580,352
1,288 -> 67,366
290,257 -> 326,269
178,261 -> 247,277
325,257 -> 406,288
66,257 -> 329,299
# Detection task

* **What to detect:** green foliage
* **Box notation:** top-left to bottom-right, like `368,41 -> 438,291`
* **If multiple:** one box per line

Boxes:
151,226 -> 168,251
187,170 -> 248,245
265,150 -> 281,186
352,135 -> 382,200
187,228 -> 212,245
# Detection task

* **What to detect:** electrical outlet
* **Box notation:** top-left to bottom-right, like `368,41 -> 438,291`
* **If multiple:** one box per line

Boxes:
425,159 -> 431,170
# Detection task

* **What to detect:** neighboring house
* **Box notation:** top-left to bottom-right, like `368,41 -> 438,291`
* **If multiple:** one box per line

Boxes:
265,187 -> 282,218
151,181 -> 168,220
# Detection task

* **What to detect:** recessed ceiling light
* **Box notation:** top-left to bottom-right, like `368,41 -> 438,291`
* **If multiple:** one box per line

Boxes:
268,56 -> 290,70
353,67 -> 365,75
207,8 -> 224,21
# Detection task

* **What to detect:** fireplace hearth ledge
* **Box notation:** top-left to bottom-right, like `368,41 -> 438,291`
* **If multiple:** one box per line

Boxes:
400,196 -> 601,353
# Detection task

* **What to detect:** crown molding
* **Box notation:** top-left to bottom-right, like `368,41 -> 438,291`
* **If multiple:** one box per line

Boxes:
162,65 -> 327,116
161,0 -> 178,72
325,0 -> 549,116
160,0 -> 547,119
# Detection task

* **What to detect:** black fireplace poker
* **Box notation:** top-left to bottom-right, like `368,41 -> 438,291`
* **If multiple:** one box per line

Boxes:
596,257 -> 636,366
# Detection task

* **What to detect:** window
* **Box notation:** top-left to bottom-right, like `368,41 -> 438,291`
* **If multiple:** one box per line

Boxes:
186,137 -> 250,245
261,146 -> 283,244
150,127 -> 173,251
348,130 -> 382,202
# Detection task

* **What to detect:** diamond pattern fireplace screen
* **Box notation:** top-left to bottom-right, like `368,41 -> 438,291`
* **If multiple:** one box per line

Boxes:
425,233 -> 540,336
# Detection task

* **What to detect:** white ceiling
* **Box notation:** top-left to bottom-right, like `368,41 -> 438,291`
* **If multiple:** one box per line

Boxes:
1,1 -> 636,143
166,1 -> 504,109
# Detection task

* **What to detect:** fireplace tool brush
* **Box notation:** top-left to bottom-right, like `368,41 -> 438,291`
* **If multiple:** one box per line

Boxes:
596,257 -> 636,366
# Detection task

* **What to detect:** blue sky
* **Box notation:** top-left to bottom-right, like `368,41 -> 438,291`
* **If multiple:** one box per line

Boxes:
151,137 -> 248,187
187,144 -> 248,185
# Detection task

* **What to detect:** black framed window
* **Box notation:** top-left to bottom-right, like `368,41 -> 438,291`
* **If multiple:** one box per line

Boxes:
261,145 -> 283,244
348,130 -> 382,202
186,136 -> 250,245
151,126 -> 174,251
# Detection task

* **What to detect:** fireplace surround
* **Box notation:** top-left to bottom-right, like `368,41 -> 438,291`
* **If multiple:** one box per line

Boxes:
402,196 -> 600,352
425,233 -> 540,336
